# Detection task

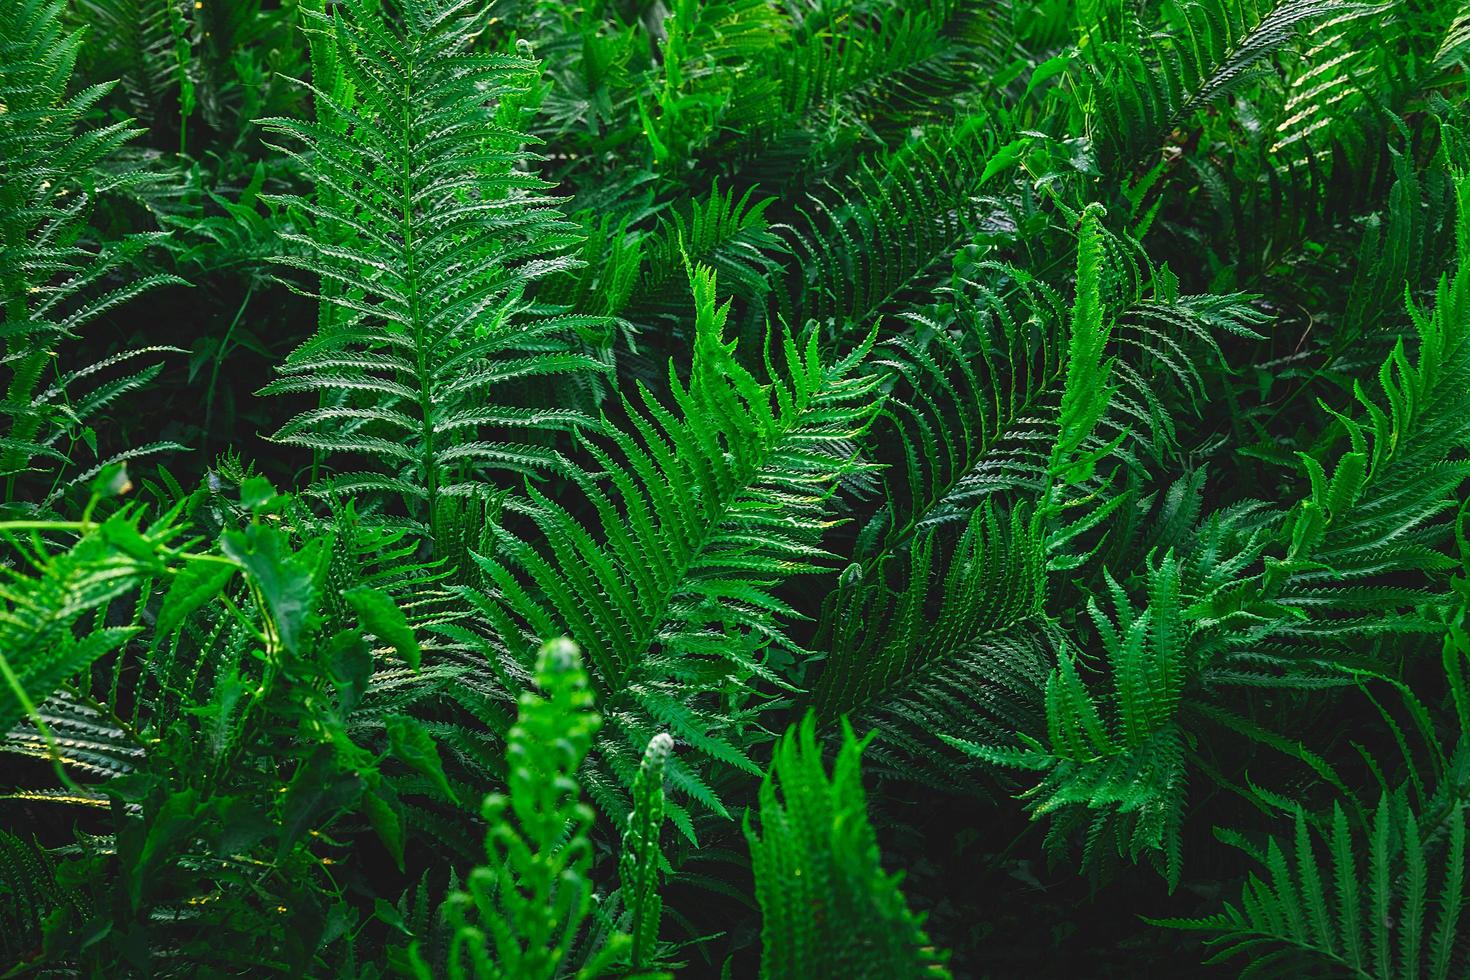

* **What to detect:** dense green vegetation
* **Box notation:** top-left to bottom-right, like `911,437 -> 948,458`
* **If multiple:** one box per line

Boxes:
2,0 -> 1469,974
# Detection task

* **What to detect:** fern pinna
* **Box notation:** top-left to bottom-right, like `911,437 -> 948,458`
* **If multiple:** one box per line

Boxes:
3,0 -> 1470,975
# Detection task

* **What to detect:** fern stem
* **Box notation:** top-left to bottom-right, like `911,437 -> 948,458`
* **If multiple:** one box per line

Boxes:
203,282 -> 255,455
394,30 -> 440,531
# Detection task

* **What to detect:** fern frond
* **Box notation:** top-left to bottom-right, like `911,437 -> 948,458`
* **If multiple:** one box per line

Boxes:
69,0 -> 179,125
855,210 -> 1263,580
946,551 -> 1196,887
776,117 -> 999,334
445,637 -> 642,980
1080,0 -> 1381,173
619,731 -> 673,972
1268,168 -> 1470,636
1155,796 -> 1469,979
745,713 -> 951,979
0,827 -> 85,969
2,685 -> 146,779
0,0 -> 181,502
474,264 -> 883,819
635,181 -> 787,320
813,503 -> 1052,785
258,0 -> 604,536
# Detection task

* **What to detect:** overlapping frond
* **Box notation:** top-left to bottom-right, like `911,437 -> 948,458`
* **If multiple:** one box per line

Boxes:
945,551 -> 1198,886
776,118 -> 1000,333
1079,0 -> 1381,173
813,504 -> 1052,784
1157,796 -> 1469,979
944,171 -> 1470,887
0,0 -> 182,505
472,264 -> 883,820
0,828 -> 85,970
1266,168 -> 1470,640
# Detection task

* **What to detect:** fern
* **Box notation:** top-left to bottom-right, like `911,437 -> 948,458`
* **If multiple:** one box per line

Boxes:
945,169 -> 1470,885
745,713 -> 951,979
1262,167 -> 1470,642
814,205 -> 1258,789
474,263 -> 883,820
776,117 -> 1000,333
69,0 -> 178,126
0,0 -> 182,507
258,0 -> 602,534
10,0 -> 1470,974
443,638 -> 670,979
1047,202 -> 1118,488
1156,796 -> 1468,978
0,828 -> 84,971
0,503 -> 186,737
619,732 -> 673,973
813,503 -> 1052,784
1079,0 -> 1381,173
849,201 -> 1263,574
635,181 -> 787,322
944,551 -> 1196,886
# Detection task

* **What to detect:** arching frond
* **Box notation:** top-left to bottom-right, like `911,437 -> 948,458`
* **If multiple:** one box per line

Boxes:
0,0 -> 182,507
473,264 -> 883,820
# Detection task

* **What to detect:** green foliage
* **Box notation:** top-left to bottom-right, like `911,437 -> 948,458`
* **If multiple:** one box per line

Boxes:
443,638 -> 669,979
0,0 -> 182,507
257,0 -> 601,534
814,502 -> 1051,784
946,552 -> 1196,886
1077,0 -> 1383,173
1156,796 -> 1469,978
620,732 -> 673,972
0,507 -> 170,736
4,0 -> 1470,974
1049,202 -> 1116,487
475,262 -> 883,820
745,713 -> 950,979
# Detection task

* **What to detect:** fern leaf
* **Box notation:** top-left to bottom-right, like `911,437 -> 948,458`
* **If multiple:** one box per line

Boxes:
0,0 -> 180,502
475,264 -> 882,817
258,0 -> 603,538
745,713 -> 951,979
1155,795 -> 1470,979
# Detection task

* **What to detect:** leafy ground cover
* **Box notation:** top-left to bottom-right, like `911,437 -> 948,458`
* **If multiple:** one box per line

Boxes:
2,0 -> 1470,975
